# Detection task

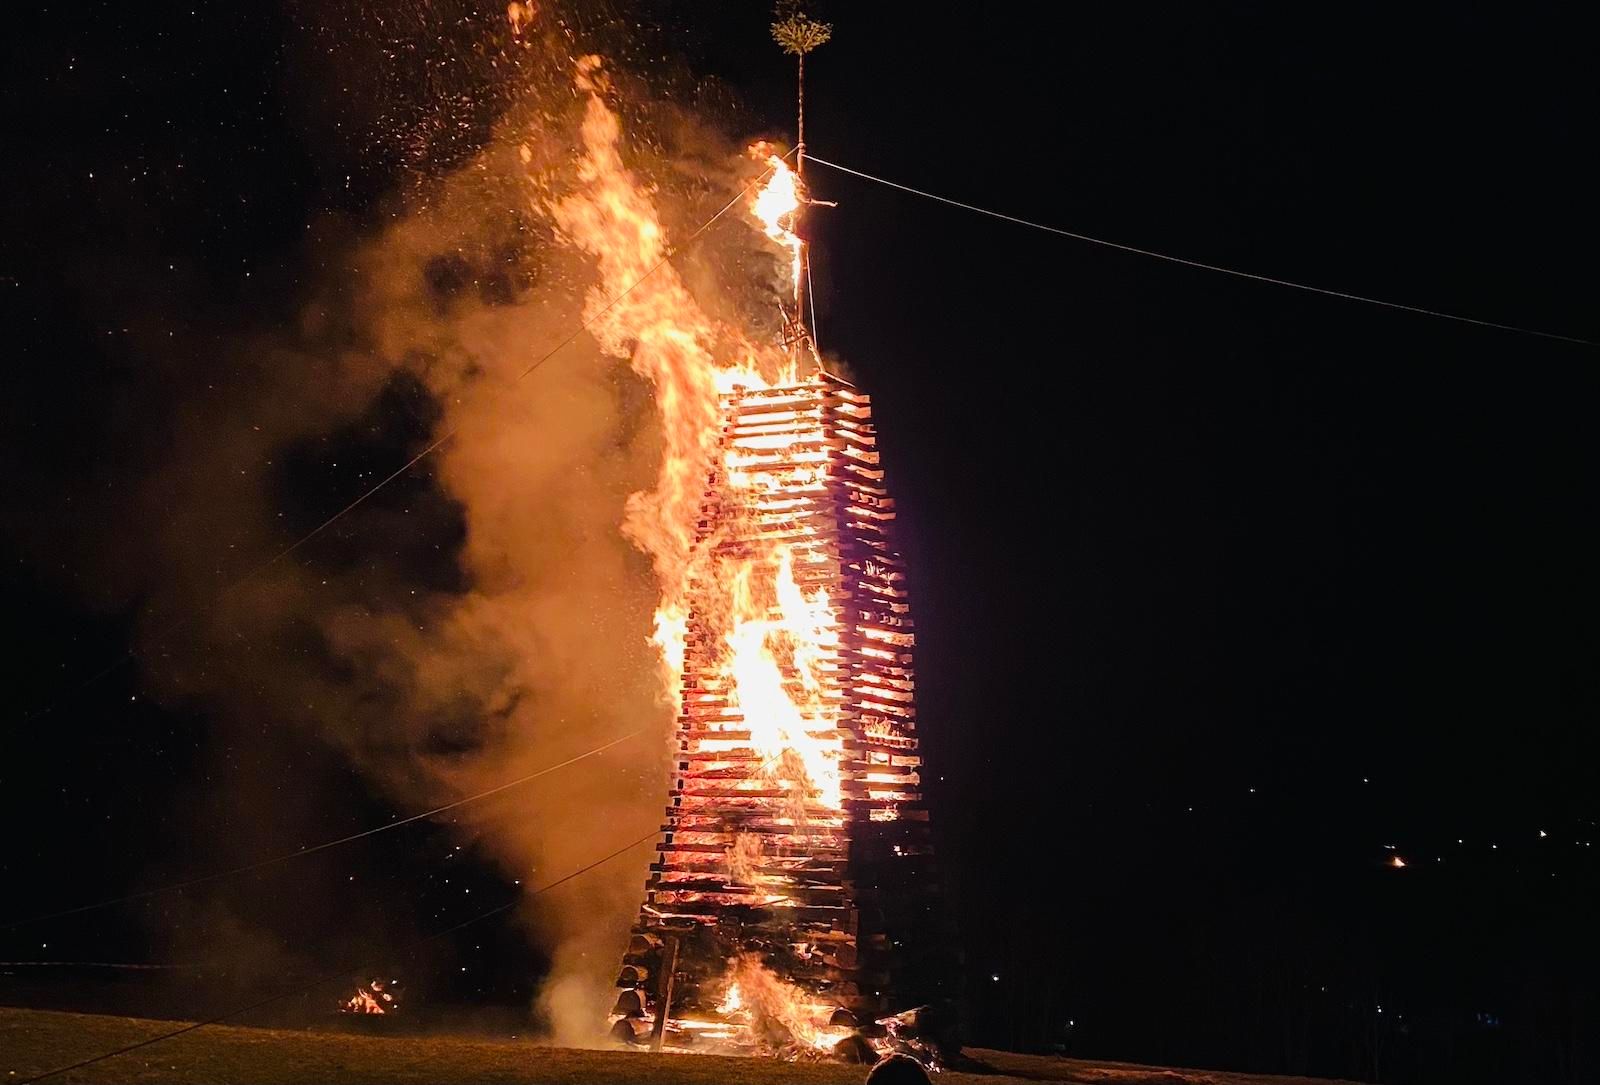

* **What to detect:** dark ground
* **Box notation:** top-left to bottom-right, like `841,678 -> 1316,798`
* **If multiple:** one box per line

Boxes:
6,1007 -> 1358,1085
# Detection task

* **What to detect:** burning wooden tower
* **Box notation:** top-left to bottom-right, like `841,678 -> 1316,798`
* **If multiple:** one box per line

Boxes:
610,9 -> 955,1057
611,370 -> 954,1055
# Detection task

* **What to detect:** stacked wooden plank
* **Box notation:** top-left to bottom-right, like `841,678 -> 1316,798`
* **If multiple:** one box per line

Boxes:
612,373 -> 950,1053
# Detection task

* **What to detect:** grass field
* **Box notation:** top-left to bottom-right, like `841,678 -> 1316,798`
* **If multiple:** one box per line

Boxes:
2,1007 -> 1356,1085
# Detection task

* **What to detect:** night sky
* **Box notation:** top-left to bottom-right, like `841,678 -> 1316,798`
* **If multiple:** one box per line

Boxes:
3,4 -> 1596,1084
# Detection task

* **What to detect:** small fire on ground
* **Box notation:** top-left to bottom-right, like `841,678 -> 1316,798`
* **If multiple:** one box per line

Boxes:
341,978 -> 399,1015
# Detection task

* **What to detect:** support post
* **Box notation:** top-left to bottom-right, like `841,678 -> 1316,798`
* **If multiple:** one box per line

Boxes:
793,48 -> 807,343
649,935 -> 680,1052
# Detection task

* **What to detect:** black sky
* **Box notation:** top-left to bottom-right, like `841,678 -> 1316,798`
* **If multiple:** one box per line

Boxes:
2,4 -> 1596,1083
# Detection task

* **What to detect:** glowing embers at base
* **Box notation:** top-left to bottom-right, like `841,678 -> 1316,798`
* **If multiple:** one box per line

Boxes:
713,960 -> 857,1056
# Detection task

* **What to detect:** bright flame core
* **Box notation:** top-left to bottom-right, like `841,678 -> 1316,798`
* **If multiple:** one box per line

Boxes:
750,150 -> 804,299
722,546 -> 842,812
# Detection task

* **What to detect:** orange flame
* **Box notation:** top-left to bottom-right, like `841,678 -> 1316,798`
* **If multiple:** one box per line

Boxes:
341,980 -> 394,1015
749,148 -> 804,301
720,954 -> 852,1051
722,545 -> 842,811
544,57 -> 775,693
539,63 -> 841,818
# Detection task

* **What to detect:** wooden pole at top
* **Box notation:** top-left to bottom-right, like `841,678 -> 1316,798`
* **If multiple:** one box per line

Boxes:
770,4 -> 831,356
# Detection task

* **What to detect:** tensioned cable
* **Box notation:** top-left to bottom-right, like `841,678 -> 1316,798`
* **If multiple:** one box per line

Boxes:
18,148 -> 798,725
1,726 -> 648,931
806,252 -> 820,349
15,826 -> 660,1085
802,152 -> 1596,349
